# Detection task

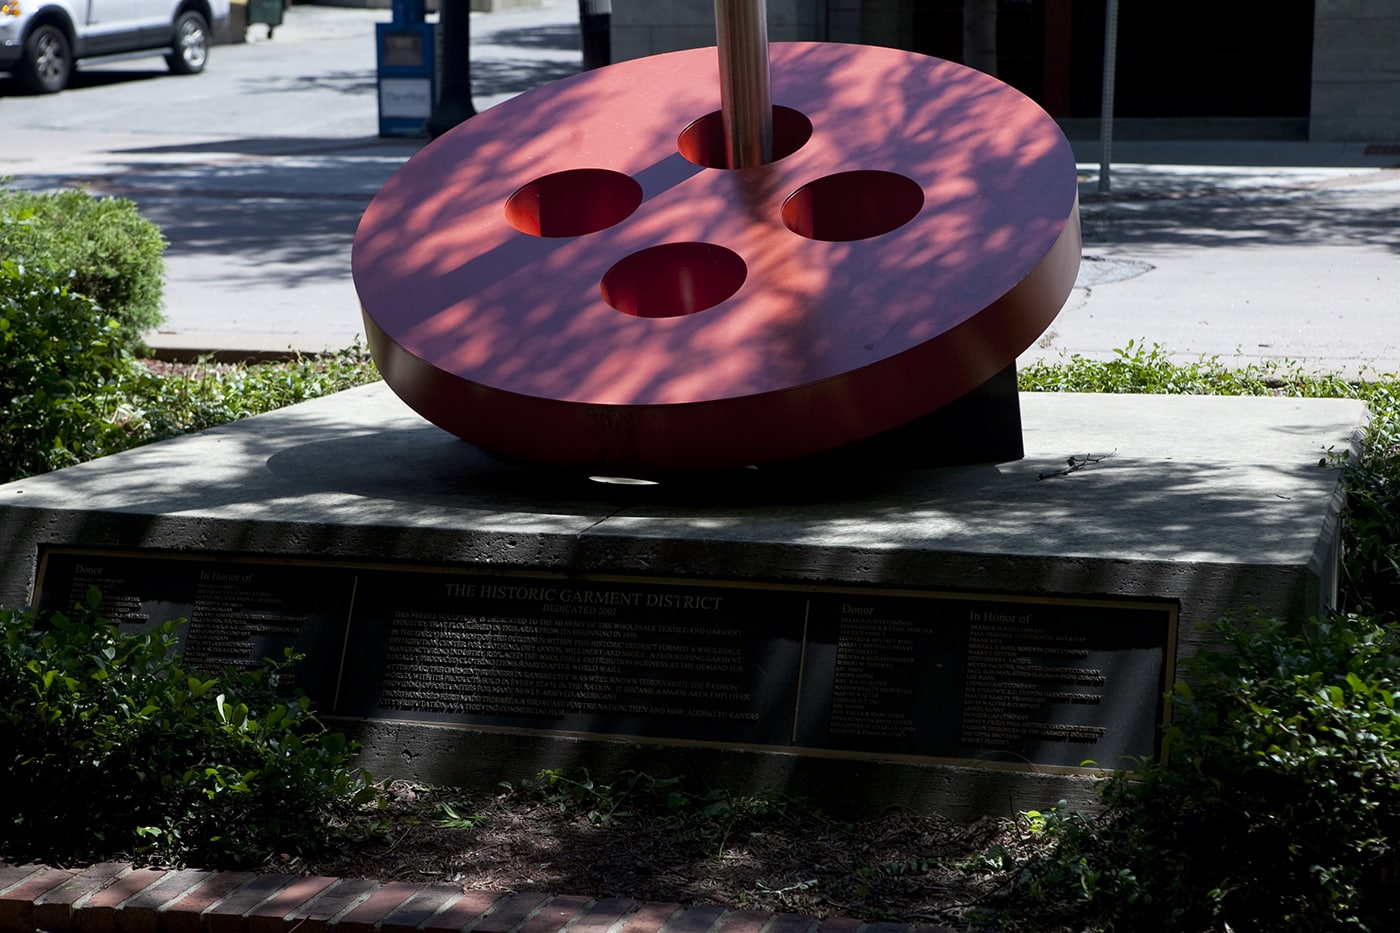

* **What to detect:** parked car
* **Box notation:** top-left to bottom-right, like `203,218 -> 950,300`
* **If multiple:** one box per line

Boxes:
0,0 -> 230,94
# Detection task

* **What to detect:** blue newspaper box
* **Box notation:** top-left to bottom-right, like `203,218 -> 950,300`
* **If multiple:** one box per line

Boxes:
376,0 -> 439,137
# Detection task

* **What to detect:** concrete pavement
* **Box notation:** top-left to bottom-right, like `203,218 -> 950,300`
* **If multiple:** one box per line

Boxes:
3,1 -> 1399,375
1059,140 -> 1400,377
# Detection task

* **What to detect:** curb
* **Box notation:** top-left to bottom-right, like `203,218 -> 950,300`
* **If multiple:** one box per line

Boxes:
0,862 -> 959,933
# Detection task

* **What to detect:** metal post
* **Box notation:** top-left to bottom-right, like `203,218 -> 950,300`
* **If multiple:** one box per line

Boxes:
715,0 -> 772,169
426,0 -> 477,139
1098,0 -> 1118,193
578,0 -> 611,70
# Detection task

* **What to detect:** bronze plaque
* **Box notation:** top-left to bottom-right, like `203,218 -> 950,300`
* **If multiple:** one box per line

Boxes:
35,547 -> 1176,772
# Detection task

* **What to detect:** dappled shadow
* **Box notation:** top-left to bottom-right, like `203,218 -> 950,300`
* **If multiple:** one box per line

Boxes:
0,385 -> 1347,635
12,135 -> 419,290
106,134 -> 422,158
471,55 -> 581,98
0,66 -> 166,96
480,22 -> 581,53
1079,175 -> 1400,255
233,67 -> 377,97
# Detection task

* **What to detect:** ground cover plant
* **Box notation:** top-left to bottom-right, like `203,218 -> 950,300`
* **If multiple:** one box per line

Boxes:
0,335 -> 380,485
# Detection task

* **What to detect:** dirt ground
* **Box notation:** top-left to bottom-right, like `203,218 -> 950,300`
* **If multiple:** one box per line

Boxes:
287,780 -> 1061,933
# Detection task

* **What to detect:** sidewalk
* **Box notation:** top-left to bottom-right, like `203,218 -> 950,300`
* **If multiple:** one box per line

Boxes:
1053,139 -> 1400,378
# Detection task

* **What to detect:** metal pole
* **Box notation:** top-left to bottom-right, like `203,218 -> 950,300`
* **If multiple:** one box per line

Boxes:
715,0 -> 772,169
1098,0 -> 1118,193
426,0 -> 477,139
578,0 -> 611,70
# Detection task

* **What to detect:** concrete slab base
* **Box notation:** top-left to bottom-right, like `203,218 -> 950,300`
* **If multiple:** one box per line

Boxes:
0,387 -> 1366,816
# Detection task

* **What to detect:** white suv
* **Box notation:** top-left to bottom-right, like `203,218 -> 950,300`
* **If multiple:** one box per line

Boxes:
0,0 -> 231,94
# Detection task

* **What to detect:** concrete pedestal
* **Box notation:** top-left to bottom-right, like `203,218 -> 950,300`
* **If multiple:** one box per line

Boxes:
0,386 -> 1364,816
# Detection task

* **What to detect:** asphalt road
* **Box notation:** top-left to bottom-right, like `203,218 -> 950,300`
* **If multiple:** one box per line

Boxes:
4,2 -> 1400,376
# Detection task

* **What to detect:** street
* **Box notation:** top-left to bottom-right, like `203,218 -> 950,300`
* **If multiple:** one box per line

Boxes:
3,2 -> 1400,375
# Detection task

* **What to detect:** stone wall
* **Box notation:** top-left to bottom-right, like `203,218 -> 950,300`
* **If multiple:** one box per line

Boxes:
612,0 -> 821,61
1310,0 -> 1400,141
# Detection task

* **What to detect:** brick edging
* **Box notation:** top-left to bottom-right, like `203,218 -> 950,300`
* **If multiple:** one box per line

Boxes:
0,861 -> 959,933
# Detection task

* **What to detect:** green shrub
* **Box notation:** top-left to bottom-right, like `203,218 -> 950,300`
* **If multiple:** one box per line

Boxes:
0,259 -> 143,483
1334,381 -> 1400,621
0,182 -> 166,352
1004,612 -> 1400,932
0,592 -> 378,867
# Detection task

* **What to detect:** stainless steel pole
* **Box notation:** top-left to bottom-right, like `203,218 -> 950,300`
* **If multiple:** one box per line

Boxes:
715,0 -> 772,168
1098,0 -> 1118,193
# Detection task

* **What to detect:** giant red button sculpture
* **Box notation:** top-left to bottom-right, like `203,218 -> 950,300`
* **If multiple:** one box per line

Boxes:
352,41 -> 1080,473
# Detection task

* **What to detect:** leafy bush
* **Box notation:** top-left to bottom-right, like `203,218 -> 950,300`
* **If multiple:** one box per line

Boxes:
1333,381 -> 1400,620
0,259 -> 143,483
0,592 -> 378,867
0,183 -> 166,352
1003,612 -> 1400,932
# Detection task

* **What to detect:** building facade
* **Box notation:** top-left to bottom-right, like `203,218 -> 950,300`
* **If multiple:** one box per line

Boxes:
612,0 -> 1400,142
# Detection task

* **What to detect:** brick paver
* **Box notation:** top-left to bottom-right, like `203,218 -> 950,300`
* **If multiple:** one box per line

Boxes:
114,868 -> 212,932
567,897 -> 641,933
615,900 -> 684,933
715,908 -> 774,933
765,914 -> 818,933
284,876 -> 380,925
245,874 -> 339,933
32,861 -> 130,931
663,904 -> 728,933
68,866 -> 169,933
815,918 -> 864,933
0,863 -> 45,893
514,894 -> 594,933
422,888 -> 507,931
376,883 -> 465,933
470,889 -> 552,933
333,880 -> 429,933
0,860 -> 948,933
156,870 -> 259,933
0,867 -> 75,930
203,873 -> 299,933
863,922 -> 918,933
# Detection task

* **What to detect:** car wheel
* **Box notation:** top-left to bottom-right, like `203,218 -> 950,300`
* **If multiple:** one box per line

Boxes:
166,10 -> 210,75
19,23 -> 72,94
